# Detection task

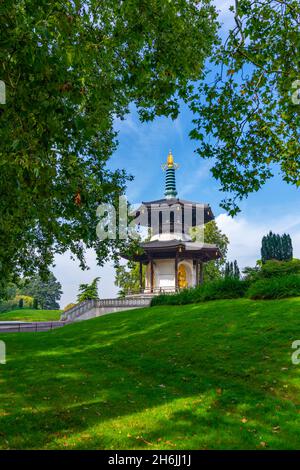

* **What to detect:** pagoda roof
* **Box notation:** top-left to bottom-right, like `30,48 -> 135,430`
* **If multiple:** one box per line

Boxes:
133,198 -> 215,226
141,240 -> 217,250
122,239 -> 222,262
140,198 -> 212,209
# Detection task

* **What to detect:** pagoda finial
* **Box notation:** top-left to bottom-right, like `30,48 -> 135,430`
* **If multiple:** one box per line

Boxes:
162,150 -> 179,199
162,150 -> 179,171
167,150 -> 174,168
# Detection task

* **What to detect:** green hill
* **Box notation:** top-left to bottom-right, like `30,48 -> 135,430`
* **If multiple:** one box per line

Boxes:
1,298 -> 300,450
0,308 -> 61,322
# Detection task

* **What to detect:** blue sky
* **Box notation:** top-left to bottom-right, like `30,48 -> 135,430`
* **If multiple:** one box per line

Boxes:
54,0 -> 300,307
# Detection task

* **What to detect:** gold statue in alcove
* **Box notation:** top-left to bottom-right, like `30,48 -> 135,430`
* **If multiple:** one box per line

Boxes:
178,264 -> 188,289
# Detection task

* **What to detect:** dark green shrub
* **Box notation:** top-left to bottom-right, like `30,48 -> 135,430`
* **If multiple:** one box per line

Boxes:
151,288 -> 195,306
18,298 -> 24,308
200,277 -> 249,301
151,278 -> 249,306
243,259 -> 300,283
33,298 -> 39,309
247,274 -> 300,300
0,300 -> 18,313
260,259 -> 300,278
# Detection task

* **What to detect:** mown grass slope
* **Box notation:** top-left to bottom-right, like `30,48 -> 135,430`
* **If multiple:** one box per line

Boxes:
0,308 -> 61,322
0,298 -> 300,449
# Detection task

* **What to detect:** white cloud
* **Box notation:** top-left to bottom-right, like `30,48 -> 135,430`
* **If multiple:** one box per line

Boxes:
52,250 -> 118,309
216,213 -> 300,270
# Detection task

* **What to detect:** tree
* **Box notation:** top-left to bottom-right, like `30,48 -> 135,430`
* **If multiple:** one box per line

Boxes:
282,233 -> 293,261
114,228 -> 151,297
115,262 -> 146,298
261,231 -> 293,263
233,260 -> 240,279
242,265 -> 261,282
0,280 -> 17,303
0,1 -> 218,289
225,260 -> 240,279
77,277 -> 100,303
21,272 -> 62,309
15,295 -> 34,308
190,0 -> 300,215
190,220 -> 229,281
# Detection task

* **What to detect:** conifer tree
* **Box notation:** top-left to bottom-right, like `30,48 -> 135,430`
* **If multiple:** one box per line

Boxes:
261,232 -> 293,263
233,260 -> 240,279
225,260 -> 240,279
77,278 -> 100,303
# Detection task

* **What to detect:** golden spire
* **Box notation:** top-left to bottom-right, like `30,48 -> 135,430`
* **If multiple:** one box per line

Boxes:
161,149 -> 178,172
162,150 -> 179,198
167,150 -> 174,168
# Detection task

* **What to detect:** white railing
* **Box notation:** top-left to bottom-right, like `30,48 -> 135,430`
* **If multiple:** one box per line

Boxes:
126,286 -> 178,296
61,297 -> 152,321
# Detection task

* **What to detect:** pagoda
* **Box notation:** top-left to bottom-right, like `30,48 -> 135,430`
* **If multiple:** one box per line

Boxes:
123,151 -> 221,294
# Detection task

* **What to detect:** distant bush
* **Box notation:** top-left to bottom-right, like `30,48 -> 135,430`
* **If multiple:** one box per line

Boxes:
200,277 -> 249,301
0,300 -> 18,313
243,259 -> 300,283
0,294 -> 33,313
151,278 -> 249,306
247,274 -> 300,300
243,265 -> 261,282
15,295 -> 34,308
260,259 -> 300,278
64,303 -> 77,312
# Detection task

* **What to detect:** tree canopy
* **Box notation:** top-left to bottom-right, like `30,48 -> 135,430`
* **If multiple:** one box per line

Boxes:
115,261 -> 146,298
20,272 -> 62,309
190,220 -> 229,281
261,231 -> 293,263
77,277 -> 100,302
191,0 -> 300,214
0,0 -> 218,286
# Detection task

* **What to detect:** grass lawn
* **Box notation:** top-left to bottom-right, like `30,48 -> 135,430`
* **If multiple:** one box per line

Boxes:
0,308 -> 62,322
1,298 -> 300,449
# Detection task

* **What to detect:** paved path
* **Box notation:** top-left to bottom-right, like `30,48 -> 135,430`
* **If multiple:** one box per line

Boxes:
0,321 -> 66,333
